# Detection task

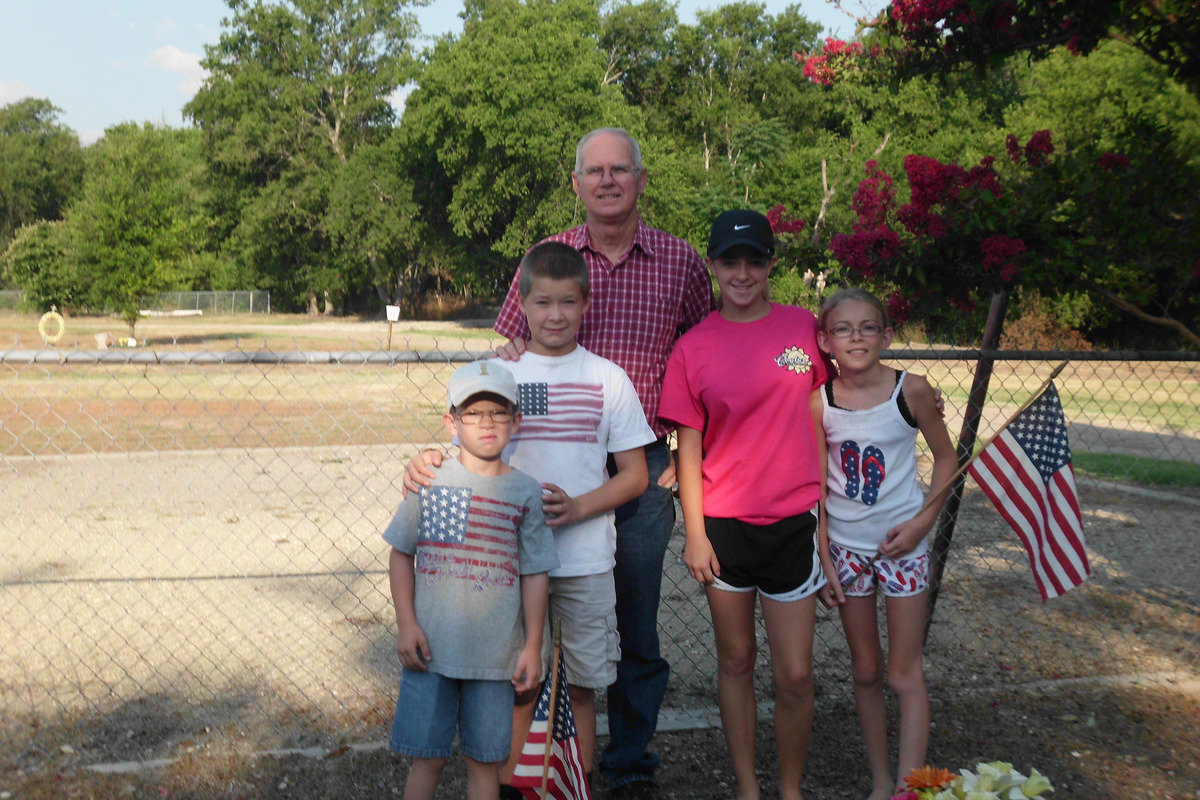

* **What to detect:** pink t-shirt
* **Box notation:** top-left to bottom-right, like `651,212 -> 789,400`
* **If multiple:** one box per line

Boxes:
659,304 -> 830,525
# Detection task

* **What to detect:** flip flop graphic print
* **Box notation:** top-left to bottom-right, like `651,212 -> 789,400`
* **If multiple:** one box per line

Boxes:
860,446 -> 886,505
840,441 -> 861,499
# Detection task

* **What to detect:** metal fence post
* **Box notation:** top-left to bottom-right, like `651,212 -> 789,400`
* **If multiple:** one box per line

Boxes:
925,287 -> 1012,638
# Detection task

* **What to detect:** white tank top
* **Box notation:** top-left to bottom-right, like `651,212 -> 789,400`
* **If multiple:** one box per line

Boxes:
822,371 -> 927,556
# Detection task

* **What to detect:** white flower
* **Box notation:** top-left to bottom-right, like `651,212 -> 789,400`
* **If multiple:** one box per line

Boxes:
1021,769 -> 1053,797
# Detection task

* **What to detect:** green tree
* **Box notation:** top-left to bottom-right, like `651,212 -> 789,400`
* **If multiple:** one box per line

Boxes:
185,0 -> 421,312
0,99 -> 84,252
0,220 -> 77,311
400,0 -> 635,290
325,134 -> 427,311
66,124 -> 209,332
1004,43 -> 1200,345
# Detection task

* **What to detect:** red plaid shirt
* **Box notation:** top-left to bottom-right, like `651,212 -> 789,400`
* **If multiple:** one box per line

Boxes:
495,221 -> 714,437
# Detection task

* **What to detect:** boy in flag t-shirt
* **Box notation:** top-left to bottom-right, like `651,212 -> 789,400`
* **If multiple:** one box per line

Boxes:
383,360 -> 558,800
494,240 -> 655,792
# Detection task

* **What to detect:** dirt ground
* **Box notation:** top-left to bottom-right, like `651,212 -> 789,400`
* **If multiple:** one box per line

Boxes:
1,452 -> 1197,799
2,313 -> 1197,799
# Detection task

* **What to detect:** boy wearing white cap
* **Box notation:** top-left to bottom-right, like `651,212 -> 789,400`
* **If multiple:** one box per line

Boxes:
383,360 -> 558,800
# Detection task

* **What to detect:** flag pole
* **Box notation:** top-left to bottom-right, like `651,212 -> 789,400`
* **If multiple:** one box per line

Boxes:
539,625 -> 563,800
913,360 -> 1068,520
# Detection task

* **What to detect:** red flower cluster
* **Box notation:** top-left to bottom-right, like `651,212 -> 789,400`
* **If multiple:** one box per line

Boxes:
830,161 -> 903,277
890,0 -> 965,31
1097,152 -> 1130,172
1006,133 -> 1021,163
795,38 -> 864,86
829,227 -> 901,279
897,203 -> 947,238
852,160 -> 895,229
980,234 -> 1026,282
886,290 -> 912,325
1024,129 -> 1054,166
766,204 -> 807,235
1004,130 -> 1054,167
896,153 -> 1002,240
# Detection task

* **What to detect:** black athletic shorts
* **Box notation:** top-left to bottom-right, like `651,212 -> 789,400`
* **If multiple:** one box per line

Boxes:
703,507 -> 825,599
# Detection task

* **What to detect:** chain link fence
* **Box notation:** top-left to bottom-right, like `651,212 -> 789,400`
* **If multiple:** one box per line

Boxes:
0,290 -> 271,315
1,340 -> 1196,769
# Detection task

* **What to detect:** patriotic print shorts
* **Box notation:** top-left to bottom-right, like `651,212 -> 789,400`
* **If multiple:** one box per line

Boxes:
832,543 -> 929,598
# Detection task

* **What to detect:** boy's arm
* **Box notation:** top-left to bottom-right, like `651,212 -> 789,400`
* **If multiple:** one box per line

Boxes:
513,572 -> 549,693
810,389 -> 844,606
389,548 -> 431,670
539,446 -> 648,527
880,373 -> 959,557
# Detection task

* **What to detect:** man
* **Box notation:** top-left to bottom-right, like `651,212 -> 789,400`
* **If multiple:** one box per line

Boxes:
494,128 -> 714,797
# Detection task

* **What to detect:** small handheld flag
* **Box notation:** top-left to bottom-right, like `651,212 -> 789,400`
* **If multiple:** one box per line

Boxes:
510,638 -> 591,800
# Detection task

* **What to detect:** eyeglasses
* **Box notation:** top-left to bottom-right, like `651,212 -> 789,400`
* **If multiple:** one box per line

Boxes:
578,165 -> 638,182
456,409 -> 514,425
826,322 -> 884,338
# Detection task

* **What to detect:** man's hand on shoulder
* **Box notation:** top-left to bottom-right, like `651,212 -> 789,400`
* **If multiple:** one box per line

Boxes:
494,338 -> 527,362
402,449 -> 444,497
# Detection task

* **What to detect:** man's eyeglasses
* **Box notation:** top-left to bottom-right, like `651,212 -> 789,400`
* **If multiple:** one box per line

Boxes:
578,165 -> 637,182
456,409 -> 514,425
826,322 -> 884,338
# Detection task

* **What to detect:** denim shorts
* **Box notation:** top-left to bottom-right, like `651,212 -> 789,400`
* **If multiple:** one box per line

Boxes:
389,668 -> 514,763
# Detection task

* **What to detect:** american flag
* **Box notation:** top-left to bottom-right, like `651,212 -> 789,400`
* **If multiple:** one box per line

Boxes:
967,383 -> 1090,601
510,645 -> 591,800
416,486 -> 522,588
514,381 -> 602,444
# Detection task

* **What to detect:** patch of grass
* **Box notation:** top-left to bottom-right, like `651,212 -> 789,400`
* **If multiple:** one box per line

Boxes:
1073,451 -> 1200,488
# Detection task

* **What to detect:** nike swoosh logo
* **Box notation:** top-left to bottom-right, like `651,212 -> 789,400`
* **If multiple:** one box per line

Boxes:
733,224 -> 751,230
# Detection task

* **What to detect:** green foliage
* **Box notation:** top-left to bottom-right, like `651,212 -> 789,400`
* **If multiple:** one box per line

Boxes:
400,0 -> 634,290
0,99 -> 84,253
0,220 -> 77,311
874,0 -> 1200,101
186,0 -> 421,310
66,123 -> 210,329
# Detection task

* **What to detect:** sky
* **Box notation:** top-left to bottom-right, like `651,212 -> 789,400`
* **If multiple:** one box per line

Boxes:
0,0 -> 880,145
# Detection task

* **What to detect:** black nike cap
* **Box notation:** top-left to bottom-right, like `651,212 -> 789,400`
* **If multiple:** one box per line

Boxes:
707,209 -> 776,258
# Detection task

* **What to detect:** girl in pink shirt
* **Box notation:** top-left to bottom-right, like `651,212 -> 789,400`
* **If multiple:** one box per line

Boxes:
659,209 -> 836,800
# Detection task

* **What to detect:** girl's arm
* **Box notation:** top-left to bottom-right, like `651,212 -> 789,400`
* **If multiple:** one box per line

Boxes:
811,389 -> 844,607
676,425 -> 720,584
880,373 -> 959,558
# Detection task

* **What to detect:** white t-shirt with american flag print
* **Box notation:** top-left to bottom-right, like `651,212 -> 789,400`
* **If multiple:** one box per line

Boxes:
492,346 -> 656,578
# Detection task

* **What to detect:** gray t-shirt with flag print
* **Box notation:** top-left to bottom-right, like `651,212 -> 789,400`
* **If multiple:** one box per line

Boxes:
383,458 -> 558,680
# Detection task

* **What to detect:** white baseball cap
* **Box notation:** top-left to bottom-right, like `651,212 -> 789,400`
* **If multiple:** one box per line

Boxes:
446,360 -> 520,410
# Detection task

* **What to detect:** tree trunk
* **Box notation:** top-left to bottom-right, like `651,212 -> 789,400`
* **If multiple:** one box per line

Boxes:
307,292 -> 319,315
323,290 -> 333,316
